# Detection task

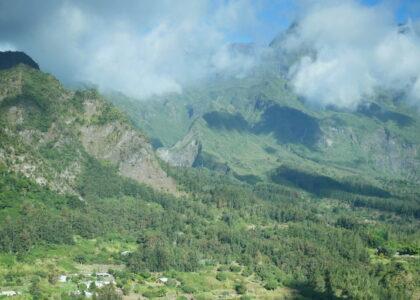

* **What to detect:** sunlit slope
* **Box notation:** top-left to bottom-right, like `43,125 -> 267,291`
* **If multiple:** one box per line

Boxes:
0,65 -> 176,195
109,74 -> 420,184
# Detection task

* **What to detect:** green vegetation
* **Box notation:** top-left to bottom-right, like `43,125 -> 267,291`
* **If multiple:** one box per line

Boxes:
0,159 -> 418,298
109,72 -> 420,185
0,65 -> 419,299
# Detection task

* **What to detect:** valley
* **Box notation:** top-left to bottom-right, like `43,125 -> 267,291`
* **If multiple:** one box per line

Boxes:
0,2 -> 420,298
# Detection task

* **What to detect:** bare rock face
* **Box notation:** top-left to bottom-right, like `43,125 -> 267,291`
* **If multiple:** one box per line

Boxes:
0,64 -> 177,197
361,128 -> 420,181
0,51 -> 40,70
79,120 -> 176,193
322,122 -> 420,182
157,130 -> 201,167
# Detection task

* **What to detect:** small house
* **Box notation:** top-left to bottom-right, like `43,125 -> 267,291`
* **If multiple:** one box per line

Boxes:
0,291 -> 18,297
157,277 -> 169,284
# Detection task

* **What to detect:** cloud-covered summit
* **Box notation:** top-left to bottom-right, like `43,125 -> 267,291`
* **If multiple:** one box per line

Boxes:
283,0 -> 420,109
0,0 -> 263,98
1,0 -> 419,107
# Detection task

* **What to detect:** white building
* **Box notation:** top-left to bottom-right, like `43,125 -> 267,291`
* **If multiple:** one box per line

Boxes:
157,277 -> 169,284
0,291 -> 18,296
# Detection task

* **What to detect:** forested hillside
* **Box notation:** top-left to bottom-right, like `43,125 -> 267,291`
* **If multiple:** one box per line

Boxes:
0,65 -> 175,195
0,61 -> 418,299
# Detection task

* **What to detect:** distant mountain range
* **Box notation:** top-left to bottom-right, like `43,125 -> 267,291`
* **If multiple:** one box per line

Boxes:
107,25 -> 420,193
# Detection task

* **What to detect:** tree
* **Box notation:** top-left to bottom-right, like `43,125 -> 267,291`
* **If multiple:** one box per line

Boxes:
96,284 -> 122,300
235,282 -> 247,295
324,270 -> 335,300
74,254 -> 87,264
216,272 -> 227,281
89,281 -> 97,292
48,272 -> 58,285
29,277 -> 43,300
264,279 -> 278,291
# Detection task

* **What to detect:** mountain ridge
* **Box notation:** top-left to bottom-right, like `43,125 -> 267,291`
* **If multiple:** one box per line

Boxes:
109,74 -> 420,187
0,60 -> 176,197
0,51 -> 40,71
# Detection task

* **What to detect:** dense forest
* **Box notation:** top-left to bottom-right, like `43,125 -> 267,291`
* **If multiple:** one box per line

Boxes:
0,154 -> 418,299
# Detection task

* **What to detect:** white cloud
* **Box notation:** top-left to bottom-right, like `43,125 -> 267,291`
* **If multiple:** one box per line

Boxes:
0,43 -> 16,51
0,0 -> 259,98
285,0 -> 420,108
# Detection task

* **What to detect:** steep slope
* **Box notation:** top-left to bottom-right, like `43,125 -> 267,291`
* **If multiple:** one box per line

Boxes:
109,73 -> 420,188
156,128 -> 201,167
0,61 -> 176,196
106,21 -> 420,187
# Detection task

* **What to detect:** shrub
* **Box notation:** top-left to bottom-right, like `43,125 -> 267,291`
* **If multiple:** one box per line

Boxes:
166,279 -> 177,287
235,282 -> 247,294
216,272 -> 228,281
139,271 -> 151,279
181,284 -> 196,293
29,277 -> 43,299
217,265 -> 228,272
96,284 -> 122,300
242,268 -> 253,277
376,246 -> 394,257
230,265 -> 241,272
74,254 -> 87,264
398,245 -> 418,255
142,288 -> 167,298
122,284 -> 131,296
35,271 -> 48,278
89,281 -> 97,292
264,279 -> 278,290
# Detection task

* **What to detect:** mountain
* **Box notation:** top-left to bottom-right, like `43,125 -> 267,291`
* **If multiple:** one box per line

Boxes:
0,52 -> 419,299
106,21 -> 420,192
0,54 -> 175,196
109,74 -> 420,187
106,27 -> 420,224
0,51 -> 40,70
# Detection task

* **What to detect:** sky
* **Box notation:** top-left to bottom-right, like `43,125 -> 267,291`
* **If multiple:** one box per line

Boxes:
0,0 -> 419,106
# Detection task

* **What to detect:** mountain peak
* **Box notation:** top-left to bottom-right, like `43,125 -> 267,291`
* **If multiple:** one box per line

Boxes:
0,51 -> 40,71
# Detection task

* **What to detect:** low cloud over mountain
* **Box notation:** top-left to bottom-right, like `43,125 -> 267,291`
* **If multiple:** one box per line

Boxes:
283,1 -> 420,108
0,0 -> 262,98
1,0 -> 419,108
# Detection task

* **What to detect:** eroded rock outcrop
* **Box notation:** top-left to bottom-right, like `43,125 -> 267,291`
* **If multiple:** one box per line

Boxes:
157,130 -> 201,167
0,63 -> 176,197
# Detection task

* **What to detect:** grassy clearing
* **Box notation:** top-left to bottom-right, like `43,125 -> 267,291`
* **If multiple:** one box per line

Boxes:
0,238 -> 303,299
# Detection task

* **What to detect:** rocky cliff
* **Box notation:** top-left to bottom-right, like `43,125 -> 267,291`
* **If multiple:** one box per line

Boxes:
0,63 -> 176,197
